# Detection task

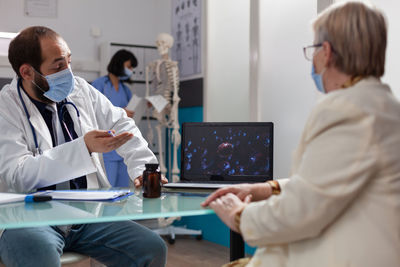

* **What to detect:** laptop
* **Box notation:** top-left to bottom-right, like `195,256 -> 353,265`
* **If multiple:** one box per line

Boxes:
163,122 -> 273,189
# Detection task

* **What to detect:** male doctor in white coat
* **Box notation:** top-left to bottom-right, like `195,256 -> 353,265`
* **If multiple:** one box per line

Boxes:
0,26 -> 167,267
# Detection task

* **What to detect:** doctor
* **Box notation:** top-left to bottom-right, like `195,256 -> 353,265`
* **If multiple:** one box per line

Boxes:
0,26 -> 167,267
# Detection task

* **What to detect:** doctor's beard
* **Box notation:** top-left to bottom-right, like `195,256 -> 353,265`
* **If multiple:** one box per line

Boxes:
32,73 -> 53,104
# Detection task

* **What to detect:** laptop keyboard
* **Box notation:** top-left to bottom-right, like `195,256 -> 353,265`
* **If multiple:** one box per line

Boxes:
163,182 -> 234,189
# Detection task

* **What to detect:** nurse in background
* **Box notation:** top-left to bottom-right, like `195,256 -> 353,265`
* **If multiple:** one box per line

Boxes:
92,49 -> 136,187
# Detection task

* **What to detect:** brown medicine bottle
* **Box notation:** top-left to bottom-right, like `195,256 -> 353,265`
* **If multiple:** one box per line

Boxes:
142,163 -> 161,198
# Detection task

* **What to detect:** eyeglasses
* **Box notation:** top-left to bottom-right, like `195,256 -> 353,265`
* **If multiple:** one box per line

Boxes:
303,43 -> 322,61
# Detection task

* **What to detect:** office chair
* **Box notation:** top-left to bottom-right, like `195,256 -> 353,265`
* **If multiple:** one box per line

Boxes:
154,217 -> 203,244
139,217 -> 202,244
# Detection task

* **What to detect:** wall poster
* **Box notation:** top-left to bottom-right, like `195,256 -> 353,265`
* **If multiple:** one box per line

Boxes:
171,0 -> 202,78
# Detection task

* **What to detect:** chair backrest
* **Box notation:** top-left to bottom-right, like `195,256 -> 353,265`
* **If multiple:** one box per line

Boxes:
60,252 -> 90,265
0,252 -> 89,267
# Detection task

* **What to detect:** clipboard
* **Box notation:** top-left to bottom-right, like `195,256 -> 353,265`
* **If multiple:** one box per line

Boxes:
35,189 -> 133,202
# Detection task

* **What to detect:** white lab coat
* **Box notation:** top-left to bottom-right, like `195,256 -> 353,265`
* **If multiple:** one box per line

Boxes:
240,77 -> 400,267
0,76 -> 157,193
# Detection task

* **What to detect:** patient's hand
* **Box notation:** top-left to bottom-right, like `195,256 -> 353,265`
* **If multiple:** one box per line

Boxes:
201,182 -> 272,207
209,193 -> 251,233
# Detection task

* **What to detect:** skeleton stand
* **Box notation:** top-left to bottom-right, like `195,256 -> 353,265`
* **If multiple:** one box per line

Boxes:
144,50 -> 202,244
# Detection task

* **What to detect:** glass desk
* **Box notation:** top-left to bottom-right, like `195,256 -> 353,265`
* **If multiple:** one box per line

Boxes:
0,192 -> 214,229
0,191 -> 244,261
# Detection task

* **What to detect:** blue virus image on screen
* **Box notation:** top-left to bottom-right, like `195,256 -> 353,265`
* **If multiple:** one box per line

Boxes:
183,126 -> 272,177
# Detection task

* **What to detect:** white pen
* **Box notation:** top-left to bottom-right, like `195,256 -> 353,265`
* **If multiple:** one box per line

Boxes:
108,130 -> 116,137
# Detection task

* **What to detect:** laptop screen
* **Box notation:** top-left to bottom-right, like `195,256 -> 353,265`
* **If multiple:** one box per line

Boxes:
181,122 -> 273,183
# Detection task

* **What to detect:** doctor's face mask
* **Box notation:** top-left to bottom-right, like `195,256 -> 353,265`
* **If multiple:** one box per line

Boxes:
31,67 -> 75,103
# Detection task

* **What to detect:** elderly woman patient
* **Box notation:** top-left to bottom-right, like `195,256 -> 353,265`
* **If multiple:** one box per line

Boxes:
203,2 -> 400,267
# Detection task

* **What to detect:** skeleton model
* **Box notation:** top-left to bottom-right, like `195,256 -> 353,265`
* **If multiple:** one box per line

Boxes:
145,33 -> 181,182
144,33 -> 202,244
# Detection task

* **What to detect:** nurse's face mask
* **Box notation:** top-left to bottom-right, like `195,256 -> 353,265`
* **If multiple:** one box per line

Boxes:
119,67 -> 133,81
31,67 -> 75,103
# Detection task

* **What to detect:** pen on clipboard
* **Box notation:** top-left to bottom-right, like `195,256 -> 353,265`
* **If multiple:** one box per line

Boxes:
108,130 -> 116,137
25,195 -> 52,203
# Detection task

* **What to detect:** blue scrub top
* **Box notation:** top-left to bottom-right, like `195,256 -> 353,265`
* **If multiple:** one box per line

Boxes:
92,75 -> 133,161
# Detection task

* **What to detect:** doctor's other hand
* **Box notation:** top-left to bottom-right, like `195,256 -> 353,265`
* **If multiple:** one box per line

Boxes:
201,182 -> 272,207
123,108 -> 135,118
209,193 -> 251,233
84,130 -> 133,154
133,174 -> 168,188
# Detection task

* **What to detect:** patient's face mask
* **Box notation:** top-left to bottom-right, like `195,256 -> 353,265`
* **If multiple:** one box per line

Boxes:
119,67 -> 133,81
311,48 -> 326,94
32,67 -> 75,102
311,65 -> 326,94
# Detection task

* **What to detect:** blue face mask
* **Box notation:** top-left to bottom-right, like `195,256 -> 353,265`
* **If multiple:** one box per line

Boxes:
32,67 -> 75,102
311,65 -> 326,94
119,67 -> 133,81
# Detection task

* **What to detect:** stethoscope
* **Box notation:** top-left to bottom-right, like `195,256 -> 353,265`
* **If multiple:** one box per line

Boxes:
17,78 -> 81,156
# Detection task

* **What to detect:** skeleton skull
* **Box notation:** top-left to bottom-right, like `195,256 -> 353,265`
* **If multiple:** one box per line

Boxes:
156,33 -> 174,56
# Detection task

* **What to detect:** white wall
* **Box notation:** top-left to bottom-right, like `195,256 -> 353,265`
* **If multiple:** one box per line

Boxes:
204,0 -> 250,122
204,0 -> 318,178
256,0 -> 400,178
377,1 -> 400,98
258,0 -> 317,178
0,0 -> 172,80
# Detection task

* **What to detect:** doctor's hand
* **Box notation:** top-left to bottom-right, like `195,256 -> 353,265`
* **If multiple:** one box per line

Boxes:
209,193 -> 251,233
84,130 -> 133,154
133,175 -> 168,188
201,182 -> 272,207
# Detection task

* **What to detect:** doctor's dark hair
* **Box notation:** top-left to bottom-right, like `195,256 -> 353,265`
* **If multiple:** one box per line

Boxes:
8,26 -> 61,78
107,49 -> 138,84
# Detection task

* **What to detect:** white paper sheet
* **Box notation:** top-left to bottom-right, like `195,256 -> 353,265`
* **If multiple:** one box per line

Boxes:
0,193 -> 26,204
126,94 -> 143,111
146,95 -> 168,113
132,100 -> 147,122
126,94 -> 168,121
